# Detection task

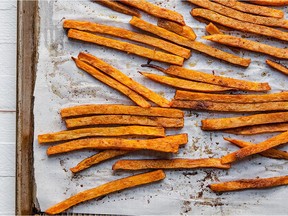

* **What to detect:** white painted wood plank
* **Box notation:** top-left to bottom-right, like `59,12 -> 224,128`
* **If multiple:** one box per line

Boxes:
0,1 -> 16,44
0,75 -> 16,110
0,112 -> 15,144
0,177 -> 15,215
0,144 -> 15,177
0,44 -> 16,76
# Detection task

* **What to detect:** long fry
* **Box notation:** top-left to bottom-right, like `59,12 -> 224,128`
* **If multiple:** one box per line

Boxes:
68,29 -> 184,66
250,0 -> 288,6
38,126 -> 165,144
78,52 -> 170,107
201,112 -> 288,130
120,0 -> 185,25
112,158 -> 231,170
174,91 -> 288,103
63,20 -> 191,59
65,115 -> 184,129
70,150 -> 131,173
45,170 -> 165,215
266,59 -> 288,75
209,175 -> 288,193
191,8 -> 288,42
203,34 -> 288,59
46,134 -> 188,155
73,58 -> 150,108
221,131 -> 288,164
140,72 -> 233,92
189,0 -> 288,29
206,23 -> 223,35
130,17 -> 251,67
224,137 -> 288,159
164,66 -> 270,92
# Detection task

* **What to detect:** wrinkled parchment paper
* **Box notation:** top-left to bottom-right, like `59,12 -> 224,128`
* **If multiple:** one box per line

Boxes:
33,0 -> 288,214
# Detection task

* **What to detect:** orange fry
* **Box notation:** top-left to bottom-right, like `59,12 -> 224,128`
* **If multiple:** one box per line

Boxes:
206,23 -> 223,35
266,59 -> 288,75
249,0 -> 288,6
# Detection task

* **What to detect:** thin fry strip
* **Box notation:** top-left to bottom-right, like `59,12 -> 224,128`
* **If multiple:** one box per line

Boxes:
94,0 -> 141,17
224,123 -> 288,135
140,72 -> 233,92
266,59 -> 288,75
191,8 -> 288,42
206,23 -> 223,35
130,17 -> 251,67
38,126 -> 165,144
209,175 -> 288,192
46,134 -> 188,155
203,34 -> 288,59
120,0 -> 185,25
250,0 -> 288,6
61,104 -> 184,119
157,19 -> 196,41
214,0 -> 284,18
221,131 -> 288,164
45,170 -> 165,215
224,137 -> 288,159
189,0 -> 288,29
70,150 -> 131,173
171,100 -> 288,113
174,91 -> 288,103
63,20 -> 191,59
78,52 -> 170,107
68,29 -> 184,66
165,66 -> 270,92
201,112 -> 288,130
65,115 -> 184,129
112,158 -> 231,170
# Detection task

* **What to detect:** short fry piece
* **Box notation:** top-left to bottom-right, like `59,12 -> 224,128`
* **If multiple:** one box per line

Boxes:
204,35 -> 288,59
68,29 -> 184,66
46,134 -> 188,155
112,158 -> 231,170
250,0 -> 288,6
206,23 -> 223,35
140,72 -> 233,92
174,91 -> 288,103
191,8 -> 288,42
70,150 -> 130,173
38,126 -> 165,144
221,131 -> 288,164
209,175 -> 288,192
165,66 -> 270,92
65,115 -> 184,129
201,112 -> 288,130
157,19 -> 196,41
224,137 -> 288,160
45,170 -> 165,214
266,59 -> 288,75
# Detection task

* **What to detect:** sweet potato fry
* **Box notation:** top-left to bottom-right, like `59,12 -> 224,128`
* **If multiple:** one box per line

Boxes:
209,175 -> 288,193
206,23 -> 223,35
73,58 -> 150,108
70,150 -> 131,173
78,53 -> 170,107
171,100 -> 288,113
201,112 -> 288,130
213,0 -> 284,18
94,0 -> 141,17
164,66 -> 270,92
63,20 -> 190,59
224,123 -> 288,135
266,59 -> 288,75
38,126 -> 165,144
191,8 -> 288,42
203,35 -> 288,59
112,158 -> 230,170
189,0 -> 288,29
65,115 -> 184,129
140,72 -> 233,92
157,19 -> 196,41
174,91 -> 288,103
45,170 -> 165,214
130,17 -> 251,67
120,0 -> 185,25
221,130 -> 288,164
61,104 -> 184,119
250,0 -> 288,6
224,137 -> 288,159
68,29 -> 184,66
46,134 -> 188,155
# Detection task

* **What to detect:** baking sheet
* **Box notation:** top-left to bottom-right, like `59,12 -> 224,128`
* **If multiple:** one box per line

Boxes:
33,0 -> 288,214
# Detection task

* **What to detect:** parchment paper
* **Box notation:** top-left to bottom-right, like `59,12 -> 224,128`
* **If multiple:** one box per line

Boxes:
33,0 -> 288,214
